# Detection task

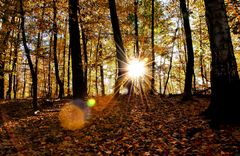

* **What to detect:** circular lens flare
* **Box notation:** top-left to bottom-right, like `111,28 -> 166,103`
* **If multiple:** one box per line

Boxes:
87,98 -> 96,107
59,103 -> 85,130
127,59 -> 146,79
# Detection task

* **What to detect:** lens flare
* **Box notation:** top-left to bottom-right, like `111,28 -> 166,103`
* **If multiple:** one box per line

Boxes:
59,103 -> 85,130
120,87 -> 129,95
87,98 -> 96,107
127,59 -> 146,79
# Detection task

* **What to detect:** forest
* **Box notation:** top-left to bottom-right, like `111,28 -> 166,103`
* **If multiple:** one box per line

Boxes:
0,0 -> 240,155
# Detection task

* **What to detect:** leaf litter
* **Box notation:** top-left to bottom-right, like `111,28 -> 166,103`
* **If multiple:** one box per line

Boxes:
0,95 -> 239,155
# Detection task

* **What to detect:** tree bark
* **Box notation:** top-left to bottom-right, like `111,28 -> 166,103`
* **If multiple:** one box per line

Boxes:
6,29 -> 19,99
20,0 -> 38,110
80,22 -> 88,97
22,64 -> 26,98
134,0 -> 139,57
48,34 -> 53,98
95,31 -> 101,95
180,0 -> 194,100
163,28 -> 178,95
67,45 -> 71,96
53,0 -> 64,98
109,0 -> 128,96
6,31 -> 14,100
62,19 -> 68,98
150,0 -> 155,94
99,44 -> 105,96
0,15 -> 12,99
203,0 -> 240,123
69,0 -> 86,98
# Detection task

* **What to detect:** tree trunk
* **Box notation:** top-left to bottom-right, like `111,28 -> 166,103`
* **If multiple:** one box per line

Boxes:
34,30 -> 41,98
150,0 -> 155,94
95,31 -> 101,95
163,28 -> 178,95
67,45 -> 71,96
80,20 -> 88,96
69,0 -> 86,98
22,64 -> 26,98
203,0 -> 240,123
7,29 -> 19,99
53,0 -> 64,98
20,0 -> 38,110
134,0 -> 139,56
109,0 -> 128,96
199,15 -> 207,90
180,0 -> 194,100
62,19 -> 68,98
6,32 -> 14,100
99,44 -> 105,96
13,72 -> 18,99
158,58 -> 162,94
48,34 -> 53,98
0,16 -> 12,99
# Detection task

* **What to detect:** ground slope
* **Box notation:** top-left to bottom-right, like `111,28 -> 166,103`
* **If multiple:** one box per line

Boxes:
0,95 -> 239,155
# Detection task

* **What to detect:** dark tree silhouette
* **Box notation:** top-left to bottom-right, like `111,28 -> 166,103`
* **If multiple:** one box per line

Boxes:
203,0 -> 240,123
20,0 -> 38,110
180,0 -> 195,100
53,0 -> 64,98
69,0 -> 87,98
134,0 -> 139,57
108,0 -> 128,96
150,0 -> 156,94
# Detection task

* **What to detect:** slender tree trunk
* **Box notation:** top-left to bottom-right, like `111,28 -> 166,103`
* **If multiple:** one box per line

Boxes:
203,0 -> 240,123
6,32 -> 14,100
48,34 -> 53,98
34,30 -> 41,98
20,0 -> 38,110
199,16 -> 206,89
150,0 -> 155,94
0,55 -> 4,99
69,0 -> 86,98
99,44 -> 105,96
7,28 -> 19,99
163,28 -> 178,95
180,0 -> 194,100
88,42 -> 93,95
13,72 -> 18,99
53,0 -> 64,98
22,64 -> 26,98
109,0 -> 128,96
95,31 -> 101,95
0,17 -> 12,99
62,19 -> 68,98
43,58 -> 47,97
134,0 -> 139,56
193,72 -> 196,92
80,21 -> 88,96
67,45 -> 71,96
158,58 -> 162,94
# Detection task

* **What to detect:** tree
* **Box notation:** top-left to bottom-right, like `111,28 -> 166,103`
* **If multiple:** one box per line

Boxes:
203,0 -> 240,123
109,0 -> 128,96
134,0 -> 139,57
69,0 -> 87,98
0,1 -> 13,99
20,0 -> 38,110
53,0 -> 64,98
150,0 -> 156,94
180,0 -> 194,100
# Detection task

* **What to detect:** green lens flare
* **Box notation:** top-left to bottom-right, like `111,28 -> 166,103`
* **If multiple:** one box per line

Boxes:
87,99 -> 96,107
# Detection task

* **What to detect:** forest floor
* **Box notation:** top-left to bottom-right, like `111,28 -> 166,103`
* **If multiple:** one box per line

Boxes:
0,94 -> 240,155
